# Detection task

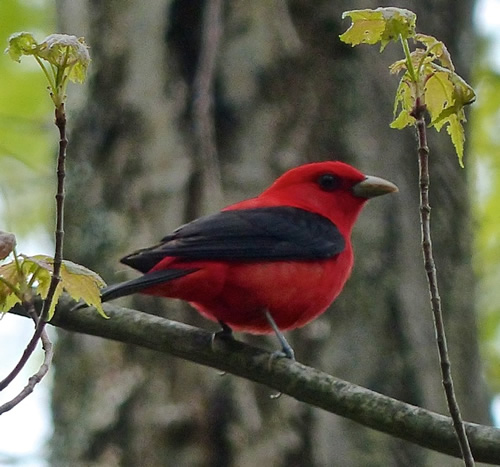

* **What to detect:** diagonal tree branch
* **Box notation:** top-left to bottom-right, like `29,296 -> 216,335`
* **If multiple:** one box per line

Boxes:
11,295 -> 500,464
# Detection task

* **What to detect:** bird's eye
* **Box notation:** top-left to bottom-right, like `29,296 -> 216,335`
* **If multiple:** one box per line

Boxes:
317,173 -> 340,191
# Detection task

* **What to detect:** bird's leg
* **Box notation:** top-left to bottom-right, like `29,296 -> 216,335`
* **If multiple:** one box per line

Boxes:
265,310 -> 295,361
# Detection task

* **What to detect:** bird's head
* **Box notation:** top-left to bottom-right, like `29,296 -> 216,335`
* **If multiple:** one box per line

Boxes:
260,161 -> 398,235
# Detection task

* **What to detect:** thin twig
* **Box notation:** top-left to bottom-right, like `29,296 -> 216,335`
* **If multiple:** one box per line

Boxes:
34,102 -> 67,327
0,103 -> 67,408
0,331 -> 53,414
40,103 -> 67,321
0,298 -> 40,391
0,314 -> 44,392
0,302 -> 53,415
412,99 -> 475,466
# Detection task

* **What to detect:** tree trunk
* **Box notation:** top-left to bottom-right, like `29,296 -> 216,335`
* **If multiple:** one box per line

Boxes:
50,1 -> 489,466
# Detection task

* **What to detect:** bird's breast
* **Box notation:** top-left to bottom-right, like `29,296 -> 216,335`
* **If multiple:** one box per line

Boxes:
189,250 -> 354,333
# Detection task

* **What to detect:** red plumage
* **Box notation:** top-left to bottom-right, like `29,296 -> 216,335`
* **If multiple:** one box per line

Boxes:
102,161 -> 397,356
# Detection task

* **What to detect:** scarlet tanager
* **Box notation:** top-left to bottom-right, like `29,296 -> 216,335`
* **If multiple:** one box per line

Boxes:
101,161 -> 397,358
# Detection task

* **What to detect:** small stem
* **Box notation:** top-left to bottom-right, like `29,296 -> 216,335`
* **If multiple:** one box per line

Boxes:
13,248 -> 22,274
413,99 -> 475,467
0,103 -> 67,394
38,103 -> 66,324
51,103 -> 67,287
400,35 -> 418,84
0,303 -> 53,414
27,266 -> 42,288
34,56 -> 56,93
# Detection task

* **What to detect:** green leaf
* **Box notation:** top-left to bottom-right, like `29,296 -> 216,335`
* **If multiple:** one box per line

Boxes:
425,71 -> 454,124
415,33 -> 454,71
24,255 -> 107,319
22,255 -> 52,294
390,77 -> 415,129
1,292 -> 22,314
46,282 -> 64,320
390,108 -> 415,129
6,31 -> 90,106
60,260 -> 107,318
0,260 -> 22,313
340,7 -> 416,51
386,27 -> 475,166
4,32 -> 37,62
389,57 -> 408,75
0,254 -> 107,319
449,71 -> 476,107
340,10 -> 386,47
428,105 -> 467,168
446,113 -> 466,168
37,34 -> 90,83
423,67 -> 474,166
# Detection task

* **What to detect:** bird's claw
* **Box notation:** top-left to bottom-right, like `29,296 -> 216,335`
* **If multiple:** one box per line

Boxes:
270,348 -> 295,361
267,347 -> 295,372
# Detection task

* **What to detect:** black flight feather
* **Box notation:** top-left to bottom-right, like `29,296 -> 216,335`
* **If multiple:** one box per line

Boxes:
101,268 -> 198,302
121,207 -> 345,274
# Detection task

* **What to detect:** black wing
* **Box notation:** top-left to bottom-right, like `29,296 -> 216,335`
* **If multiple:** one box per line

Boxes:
122,206 -> 345,273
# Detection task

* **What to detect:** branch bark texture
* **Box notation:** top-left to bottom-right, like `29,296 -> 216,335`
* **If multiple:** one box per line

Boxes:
18,297 -> 500,465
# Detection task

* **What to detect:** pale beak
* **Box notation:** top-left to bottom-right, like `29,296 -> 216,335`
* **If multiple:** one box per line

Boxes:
352,175 -> 398,199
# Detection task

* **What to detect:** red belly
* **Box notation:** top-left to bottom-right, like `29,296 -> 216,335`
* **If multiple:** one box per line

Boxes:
193,256 -> 352,333
145,250 -> 353,334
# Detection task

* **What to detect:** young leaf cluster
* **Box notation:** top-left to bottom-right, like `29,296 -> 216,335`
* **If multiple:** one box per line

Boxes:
340,7 -> 475,166
340,7 -> 416,51
0,247 -> 106,320
5,32 -> 90,107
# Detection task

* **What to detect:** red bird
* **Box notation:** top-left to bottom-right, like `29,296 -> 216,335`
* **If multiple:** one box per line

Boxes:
101,161 -> 397,358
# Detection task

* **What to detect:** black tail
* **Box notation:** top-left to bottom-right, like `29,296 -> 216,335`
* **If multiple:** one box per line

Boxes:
101,268 -> 198,302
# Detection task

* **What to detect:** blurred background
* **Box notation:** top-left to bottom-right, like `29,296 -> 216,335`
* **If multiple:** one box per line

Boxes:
1,0 -> 499,466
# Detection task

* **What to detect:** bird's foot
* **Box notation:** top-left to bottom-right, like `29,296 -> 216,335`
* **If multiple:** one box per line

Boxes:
270,347 -> 295,361
264,310 -> 296,363
267,347 -> 295,375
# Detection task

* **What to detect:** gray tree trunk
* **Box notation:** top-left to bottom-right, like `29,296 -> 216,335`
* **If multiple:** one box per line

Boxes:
50,1 -> 489,466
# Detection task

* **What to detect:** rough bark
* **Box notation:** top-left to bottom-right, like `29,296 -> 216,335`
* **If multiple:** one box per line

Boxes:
50,0 -> 489,466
